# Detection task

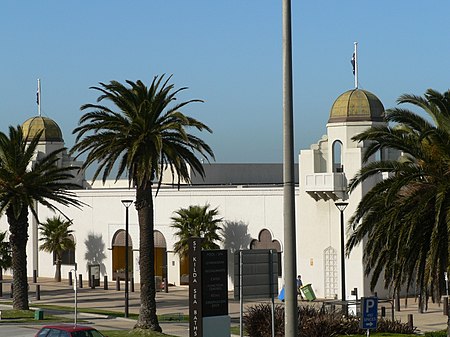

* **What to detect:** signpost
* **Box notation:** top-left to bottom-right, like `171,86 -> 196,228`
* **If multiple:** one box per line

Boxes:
188,238 -> 229,337
360,297 -> 378,336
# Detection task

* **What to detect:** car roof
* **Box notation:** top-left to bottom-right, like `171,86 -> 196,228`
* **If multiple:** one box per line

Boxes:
40,324 -> 95,332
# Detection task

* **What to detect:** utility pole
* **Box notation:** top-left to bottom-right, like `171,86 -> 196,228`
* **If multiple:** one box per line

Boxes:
282,0 -> 298,336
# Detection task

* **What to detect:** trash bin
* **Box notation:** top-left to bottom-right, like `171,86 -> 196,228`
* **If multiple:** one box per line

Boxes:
34,309 -> 44,320
301,284 -> 316,301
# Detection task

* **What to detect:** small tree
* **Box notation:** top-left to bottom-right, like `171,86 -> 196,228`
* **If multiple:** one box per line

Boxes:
171,204 -> 223,257
39,216 -> 75,282
0,231 -> 12,271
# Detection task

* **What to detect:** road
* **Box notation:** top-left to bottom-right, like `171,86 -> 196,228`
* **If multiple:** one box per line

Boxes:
0,325 -> 39,337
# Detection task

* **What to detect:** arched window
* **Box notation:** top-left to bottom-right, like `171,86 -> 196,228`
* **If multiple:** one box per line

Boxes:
332,140 -> 343,173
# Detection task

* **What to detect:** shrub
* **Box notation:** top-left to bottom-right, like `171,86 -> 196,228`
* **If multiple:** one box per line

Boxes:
244,303 -> 417,337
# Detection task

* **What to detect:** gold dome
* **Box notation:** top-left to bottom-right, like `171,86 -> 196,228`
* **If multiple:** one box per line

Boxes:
21,116 -> 63,142
328,89 -> 384,123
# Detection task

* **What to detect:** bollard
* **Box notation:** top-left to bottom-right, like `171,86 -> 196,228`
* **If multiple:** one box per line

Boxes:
68,272 -> 73,286
116,277 -> 120,291
381,306 -> 386,317
33,270 -> 37,284
408,314 -> 414,329
78,274 -> 83,289
444,297 -> 449,316
164,277 -> 168,293
36,284 -> 40,300
10,284 -> 13,298
104,275 -> 108,290
131,277 -> 134,293
91,275 -> 95,289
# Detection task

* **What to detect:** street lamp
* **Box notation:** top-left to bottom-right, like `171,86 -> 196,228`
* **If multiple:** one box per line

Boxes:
121,199 -> 133,318
335,202 -> 348,304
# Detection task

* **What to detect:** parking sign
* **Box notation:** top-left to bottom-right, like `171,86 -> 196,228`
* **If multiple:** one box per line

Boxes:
360,297 -> 378,329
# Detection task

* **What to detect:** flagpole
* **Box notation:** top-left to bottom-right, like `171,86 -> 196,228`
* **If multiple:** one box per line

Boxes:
354,42 -> 358,89
37,79 -> 41,116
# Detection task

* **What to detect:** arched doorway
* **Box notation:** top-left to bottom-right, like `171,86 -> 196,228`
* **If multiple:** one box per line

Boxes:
112,230 -> 133,280
154,230 -> 167,278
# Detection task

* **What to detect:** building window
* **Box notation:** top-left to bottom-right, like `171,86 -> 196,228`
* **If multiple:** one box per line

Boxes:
332,140 -> 343,172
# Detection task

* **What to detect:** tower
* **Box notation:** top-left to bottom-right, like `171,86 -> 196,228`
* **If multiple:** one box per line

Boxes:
297,88 -> 397,299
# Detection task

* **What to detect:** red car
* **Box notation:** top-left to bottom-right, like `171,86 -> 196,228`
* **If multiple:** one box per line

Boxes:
35,325 -> 106,337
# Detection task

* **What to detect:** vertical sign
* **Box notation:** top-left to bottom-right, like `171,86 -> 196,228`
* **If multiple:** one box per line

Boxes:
189,238 -> 203,337
202,250 -> 228,317
360,297 -> 378,330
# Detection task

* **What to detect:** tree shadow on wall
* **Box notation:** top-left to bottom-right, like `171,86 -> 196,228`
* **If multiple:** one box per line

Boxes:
221,221 -> 252,285
84,233 -> 107,276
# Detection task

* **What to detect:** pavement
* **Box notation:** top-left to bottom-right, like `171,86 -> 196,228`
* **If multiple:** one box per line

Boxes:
0,277 -> 449,336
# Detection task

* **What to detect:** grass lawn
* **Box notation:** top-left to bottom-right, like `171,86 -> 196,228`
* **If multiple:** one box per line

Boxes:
341,334 -> 417,337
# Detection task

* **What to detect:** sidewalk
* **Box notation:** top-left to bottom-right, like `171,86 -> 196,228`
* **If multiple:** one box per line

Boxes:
0,277 -> 449,335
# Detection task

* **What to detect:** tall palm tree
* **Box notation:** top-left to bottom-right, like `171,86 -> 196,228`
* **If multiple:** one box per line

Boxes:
171,204 -> 223,258
71,75 -> 214,331
0,126 -> 83,309
39,216 -> 75,282
346,89 -> 450,307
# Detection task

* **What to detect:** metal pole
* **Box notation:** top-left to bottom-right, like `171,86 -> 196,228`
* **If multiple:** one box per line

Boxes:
354,42 -> 358,89
340,209 -> 346,304
270,250 -> 275,337
240,250 -> 243,337
125,205 -> 129,318
71,264 -> 78,327
282,0 -> 298,336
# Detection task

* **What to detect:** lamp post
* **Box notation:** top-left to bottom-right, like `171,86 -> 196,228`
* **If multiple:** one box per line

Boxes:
121,199 -> 133,318
335,202 -> 348,304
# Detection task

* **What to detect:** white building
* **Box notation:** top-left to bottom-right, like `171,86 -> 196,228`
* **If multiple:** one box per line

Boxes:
1,87 -> 399,298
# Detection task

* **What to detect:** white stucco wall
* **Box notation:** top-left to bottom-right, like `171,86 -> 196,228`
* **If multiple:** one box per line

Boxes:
1,184 -> 290,291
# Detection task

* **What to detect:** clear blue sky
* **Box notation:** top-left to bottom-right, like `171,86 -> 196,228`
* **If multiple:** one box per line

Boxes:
0,1 -> 448,163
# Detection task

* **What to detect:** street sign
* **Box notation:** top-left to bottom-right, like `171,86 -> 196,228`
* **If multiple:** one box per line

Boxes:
360,297 -> 378,330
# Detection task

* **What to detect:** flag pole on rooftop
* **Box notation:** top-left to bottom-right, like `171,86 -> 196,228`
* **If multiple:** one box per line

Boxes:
351,42 -> 358,89
37,78 -> 41,116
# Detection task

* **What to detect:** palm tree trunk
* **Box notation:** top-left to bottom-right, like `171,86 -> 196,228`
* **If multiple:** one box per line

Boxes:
55,257 -> 62,282
7,206 -> 29,310
134,184 -> 161,332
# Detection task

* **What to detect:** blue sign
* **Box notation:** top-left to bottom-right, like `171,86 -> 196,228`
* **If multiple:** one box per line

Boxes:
360,297 -> 378,329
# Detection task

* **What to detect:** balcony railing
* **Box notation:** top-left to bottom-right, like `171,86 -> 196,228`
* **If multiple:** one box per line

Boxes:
304,172 -> 347,201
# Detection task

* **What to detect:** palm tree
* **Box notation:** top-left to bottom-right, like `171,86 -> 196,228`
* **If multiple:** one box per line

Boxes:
346,89 -> 450,308
71,75 -> 214,331
171,204 -> 223,258
0,126 -> 83,309
39,216 -> 75,282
